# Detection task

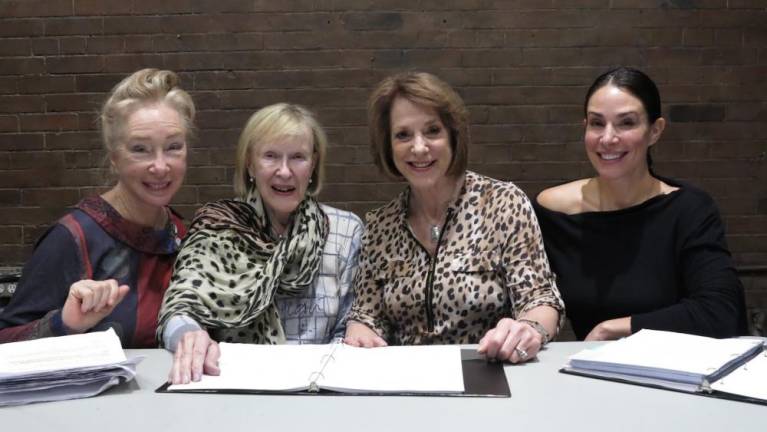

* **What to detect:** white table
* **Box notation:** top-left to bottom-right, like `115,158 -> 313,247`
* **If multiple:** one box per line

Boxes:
3,342 -> 764,431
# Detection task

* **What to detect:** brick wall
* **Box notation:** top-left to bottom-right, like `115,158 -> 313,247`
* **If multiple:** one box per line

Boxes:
1,1 -> 765,321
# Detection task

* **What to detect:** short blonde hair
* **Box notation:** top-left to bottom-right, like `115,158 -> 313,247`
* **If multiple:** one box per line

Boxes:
233,103 -> 327,198
100,68 -> 195,154
368,71 -> 469,180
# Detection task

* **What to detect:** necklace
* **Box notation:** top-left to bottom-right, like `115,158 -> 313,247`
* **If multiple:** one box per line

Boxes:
430,225 -> 441,243
410,175 -> 464,245
270,223 -> 287,241
415,210 -> 449,244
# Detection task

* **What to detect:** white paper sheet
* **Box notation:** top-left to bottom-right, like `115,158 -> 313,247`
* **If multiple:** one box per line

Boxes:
169,343 -> 330,392
168,342 -> 465,394
0,328 -> 126,377
711,351 -> 767,401
321,344 -> 465,394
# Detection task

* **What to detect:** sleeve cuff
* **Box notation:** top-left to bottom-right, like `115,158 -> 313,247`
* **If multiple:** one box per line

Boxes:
163,315 -> 203,351
48,309 -> 75,336
346,310 -> 388,340
519,297 -> 566,333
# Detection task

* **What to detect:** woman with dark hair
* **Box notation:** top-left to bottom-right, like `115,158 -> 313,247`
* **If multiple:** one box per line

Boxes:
534,67 -> 747,341
345,72 -> 564,363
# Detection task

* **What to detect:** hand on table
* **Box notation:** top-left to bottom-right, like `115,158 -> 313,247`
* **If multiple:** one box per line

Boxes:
61,279 -> 130,333
343,320 -> 387,348
478,318 -> 542,363
584,317 -> 631,341
169,330 -> 221,384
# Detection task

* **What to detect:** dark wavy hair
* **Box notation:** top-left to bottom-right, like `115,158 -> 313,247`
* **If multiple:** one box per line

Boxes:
584,67 -> 661,172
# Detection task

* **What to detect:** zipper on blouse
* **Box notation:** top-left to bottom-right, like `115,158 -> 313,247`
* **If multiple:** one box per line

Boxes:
424,254 -> 438,332
407,208 -> 454,334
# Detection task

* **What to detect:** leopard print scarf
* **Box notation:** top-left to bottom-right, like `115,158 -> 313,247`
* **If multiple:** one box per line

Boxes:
157,191 -> 328,345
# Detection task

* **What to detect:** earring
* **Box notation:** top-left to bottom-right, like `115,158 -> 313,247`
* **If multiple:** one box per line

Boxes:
248,176 -> 254,183
309,178 -> 313,184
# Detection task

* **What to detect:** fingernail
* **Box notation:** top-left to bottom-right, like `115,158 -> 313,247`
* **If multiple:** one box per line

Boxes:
193,372 -> 200,381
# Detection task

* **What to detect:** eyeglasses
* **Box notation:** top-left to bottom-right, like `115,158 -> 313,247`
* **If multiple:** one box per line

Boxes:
257,153 -> 313,170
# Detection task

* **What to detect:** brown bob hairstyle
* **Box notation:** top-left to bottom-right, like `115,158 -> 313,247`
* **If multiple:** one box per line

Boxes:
367,71 -> 469,180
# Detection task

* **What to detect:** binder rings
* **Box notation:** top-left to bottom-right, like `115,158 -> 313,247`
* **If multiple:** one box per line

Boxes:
157,342 -> 510,397
560,329 -> 767,405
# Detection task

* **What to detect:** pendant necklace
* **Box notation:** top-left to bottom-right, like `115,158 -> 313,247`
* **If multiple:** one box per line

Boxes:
430,225 -> 441,243
271,225 -> 286,241
412,174 -> 464,245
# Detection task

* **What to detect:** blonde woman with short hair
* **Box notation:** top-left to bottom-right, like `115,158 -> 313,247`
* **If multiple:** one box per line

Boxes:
159,103 -> 363,384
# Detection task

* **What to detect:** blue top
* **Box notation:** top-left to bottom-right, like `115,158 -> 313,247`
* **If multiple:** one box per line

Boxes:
0,196 -> 186,347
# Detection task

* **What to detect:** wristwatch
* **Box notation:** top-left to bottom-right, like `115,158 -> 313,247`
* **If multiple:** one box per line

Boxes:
518,318 -> 551,345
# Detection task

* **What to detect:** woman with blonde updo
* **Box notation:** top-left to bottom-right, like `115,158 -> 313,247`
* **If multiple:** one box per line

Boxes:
0,69 -> 194,347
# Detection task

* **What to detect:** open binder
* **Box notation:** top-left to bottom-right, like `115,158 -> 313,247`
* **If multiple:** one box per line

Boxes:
560,329 -> 767,405
157,341 -> 510,397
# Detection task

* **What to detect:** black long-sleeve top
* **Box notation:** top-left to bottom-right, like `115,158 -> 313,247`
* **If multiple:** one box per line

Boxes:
533,178 -> 747,340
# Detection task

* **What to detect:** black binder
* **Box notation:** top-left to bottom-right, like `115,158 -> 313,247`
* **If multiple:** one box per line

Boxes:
157,349 -> 510,398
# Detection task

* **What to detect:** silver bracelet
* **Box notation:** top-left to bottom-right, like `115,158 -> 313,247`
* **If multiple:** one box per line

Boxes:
518,318 -> 551,345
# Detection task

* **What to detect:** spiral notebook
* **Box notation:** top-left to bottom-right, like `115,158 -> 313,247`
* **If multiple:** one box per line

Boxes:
157,341 -> 510,397
560,329 -> 767,405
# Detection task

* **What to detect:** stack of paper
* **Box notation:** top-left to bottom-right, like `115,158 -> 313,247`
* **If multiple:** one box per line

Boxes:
0,329 -> 142,407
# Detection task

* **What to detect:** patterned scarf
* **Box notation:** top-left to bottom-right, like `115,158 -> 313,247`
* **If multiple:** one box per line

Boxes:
157,190 -> 328,344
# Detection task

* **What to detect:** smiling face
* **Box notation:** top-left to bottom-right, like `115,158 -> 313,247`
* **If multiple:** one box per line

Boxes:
584,84 -> 664,181
389,96 -> 453,192
248,129 -> 315,228
110,103 -> 187,215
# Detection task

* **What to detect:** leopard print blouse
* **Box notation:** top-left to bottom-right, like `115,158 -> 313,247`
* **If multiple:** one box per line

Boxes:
348,171 -> 564,345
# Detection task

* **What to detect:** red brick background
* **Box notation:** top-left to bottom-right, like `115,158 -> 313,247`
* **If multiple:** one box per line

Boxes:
0,1 -> 765,322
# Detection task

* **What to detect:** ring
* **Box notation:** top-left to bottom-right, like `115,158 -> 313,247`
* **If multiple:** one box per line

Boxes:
515,347 -> 528,359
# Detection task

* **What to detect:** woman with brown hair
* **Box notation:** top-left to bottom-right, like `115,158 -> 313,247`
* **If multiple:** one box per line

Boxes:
345,72 -> 564,363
